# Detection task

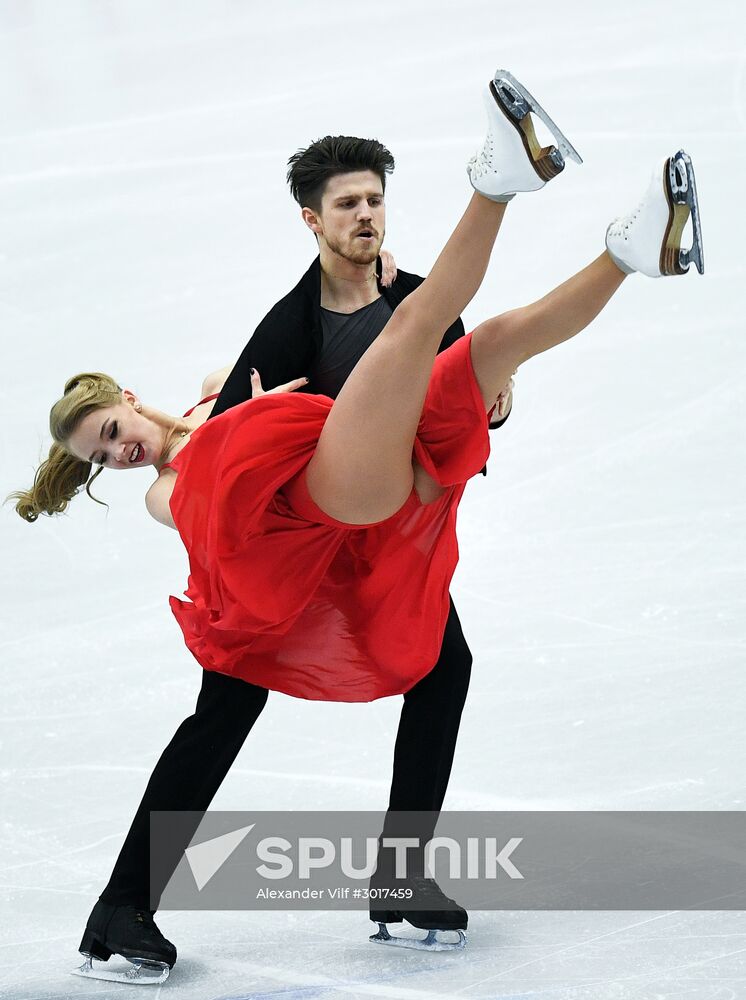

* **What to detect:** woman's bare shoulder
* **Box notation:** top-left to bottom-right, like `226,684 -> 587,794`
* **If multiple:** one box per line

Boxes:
200,364 -> 233,398
145,471 -> 177,529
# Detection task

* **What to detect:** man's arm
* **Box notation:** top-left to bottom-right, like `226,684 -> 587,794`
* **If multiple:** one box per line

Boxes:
490,383 -> 513,428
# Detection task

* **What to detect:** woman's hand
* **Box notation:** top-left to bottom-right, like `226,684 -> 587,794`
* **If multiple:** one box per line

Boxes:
379,249 -> 398,288
250,369 -> 309,398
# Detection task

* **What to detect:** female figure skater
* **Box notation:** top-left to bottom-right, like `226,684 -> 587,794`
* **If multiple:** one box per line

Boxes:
12,70 -> 704,981
14,71 -> 704,709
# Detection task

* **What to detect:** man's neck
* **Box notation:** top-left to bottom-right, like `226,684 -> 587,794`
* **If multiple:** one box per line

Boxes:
318,247 -> 380,314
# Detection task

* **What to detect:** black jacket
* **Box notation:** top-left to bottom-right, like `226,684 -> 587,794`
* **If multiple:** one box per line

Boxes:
211,256 -> 509,436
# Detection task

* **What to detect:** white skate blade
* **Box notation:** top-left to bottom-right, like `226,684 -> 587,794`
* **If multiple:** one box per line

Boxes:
493,69 -> 583,165
668,149 -> 704,274
72,954 -> 170,985
370,923 -> 466,952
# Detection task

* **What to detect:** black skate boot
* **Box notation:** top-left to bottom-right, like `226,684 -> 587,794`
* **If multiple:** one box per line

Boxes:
72,900 -> 176,984
370,874 -> 468,952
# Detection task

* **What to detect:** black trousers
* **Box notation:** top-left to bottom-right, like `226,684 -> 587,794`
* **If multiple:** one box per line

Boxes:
100,598 -> 472,910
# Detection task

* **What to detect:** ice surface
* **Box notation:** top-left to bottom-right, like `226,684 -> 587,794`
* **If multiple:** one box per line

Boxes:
1,0 -> 745,997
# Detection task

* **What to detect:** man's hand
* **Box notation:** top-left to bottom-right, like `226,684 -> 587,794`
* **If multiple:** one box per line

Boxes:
250,369 -> 309,398
494,377 -> 514,420
379,250 -> 398,288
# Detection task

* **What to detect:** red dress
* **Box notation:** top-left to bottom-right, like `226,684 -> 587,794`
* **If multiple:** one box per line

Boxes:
168,333 -> 490,703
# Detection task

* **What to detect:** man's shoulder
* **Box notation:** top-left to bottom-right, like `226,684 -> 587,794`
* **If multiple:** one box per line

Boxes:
254,259 -> 424,332
390,267 -> 425,294
253,261 -> 318,334
265,265 -> 316,315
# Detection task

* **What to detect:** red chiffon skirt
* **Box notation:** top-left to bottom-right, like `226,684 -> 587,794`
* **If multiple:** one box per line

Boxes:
168,333 -> 490,702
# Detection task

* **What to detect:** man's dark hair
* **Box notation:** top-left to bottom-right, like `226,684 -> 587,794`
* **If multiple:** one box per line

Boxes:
287,136 -> 395,212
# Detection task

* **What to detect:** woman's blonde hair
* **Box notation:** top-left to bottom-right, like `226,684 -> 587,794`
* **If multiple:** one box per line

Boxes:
11,373 -> 123,522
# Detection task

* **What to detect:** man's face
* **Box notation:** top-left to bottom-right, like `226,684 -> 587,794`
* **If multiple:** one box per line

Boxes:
309,171 -> 385,264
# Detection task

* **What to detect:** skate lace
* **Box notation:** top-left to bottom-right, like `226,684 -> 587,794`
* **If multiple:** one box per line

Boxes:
470,132 -> 495,179
608,200 -> 643,241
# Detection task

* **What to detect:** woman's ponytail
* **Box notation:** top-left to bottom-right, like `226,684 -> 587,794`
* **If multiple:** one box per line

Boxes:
9,371 -> 120,521
11,444 -> 105,522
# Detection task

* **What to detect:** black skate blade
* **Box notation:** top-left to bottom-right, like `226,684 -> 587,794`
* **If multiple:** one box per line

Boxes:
493,69 -> 583,164
370,922 -> 466,952
72,954 -> 170,985
668,149 -> 704,274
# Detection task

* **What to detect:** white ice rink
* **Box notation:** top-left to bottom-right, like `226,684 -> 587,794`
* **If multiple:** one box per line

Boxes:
1,1 -> 745,997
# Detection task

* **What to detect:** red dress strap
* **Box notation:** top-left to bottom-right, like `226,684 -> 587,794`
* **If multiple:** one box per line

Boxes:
182,392 -> 219,418
157,393 -> 220,476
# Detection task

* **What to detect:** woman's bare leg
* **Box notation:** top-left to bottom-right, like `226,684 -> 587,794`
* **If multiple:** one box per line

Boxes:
470,251 -> 626,408
305,193 -> 507,525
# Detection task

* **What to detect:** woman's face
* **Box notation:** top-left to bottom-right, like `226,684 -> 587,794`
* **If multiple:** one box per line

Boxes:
67,393 -> 165,471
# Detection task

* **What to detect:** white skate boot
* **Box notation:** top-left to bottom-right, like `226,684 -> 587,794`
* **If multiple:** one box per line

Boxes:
468,69 -> 583,202
606,150 -> 705,277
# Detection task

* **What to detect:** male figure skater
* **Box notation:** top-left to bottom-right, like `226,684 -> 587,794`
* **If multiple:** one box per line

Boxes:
78,134 -> 512,977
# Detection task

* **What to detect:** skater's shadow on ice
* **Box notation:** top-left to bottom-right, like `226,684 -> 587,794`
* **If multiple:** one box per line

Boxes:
210,969 -> 537,1000
209,964 -> 449,1000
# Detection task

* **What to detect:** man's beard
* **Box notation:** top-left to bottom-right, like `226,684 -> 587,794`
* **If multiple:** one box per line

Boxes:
326,230 -> 384,265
